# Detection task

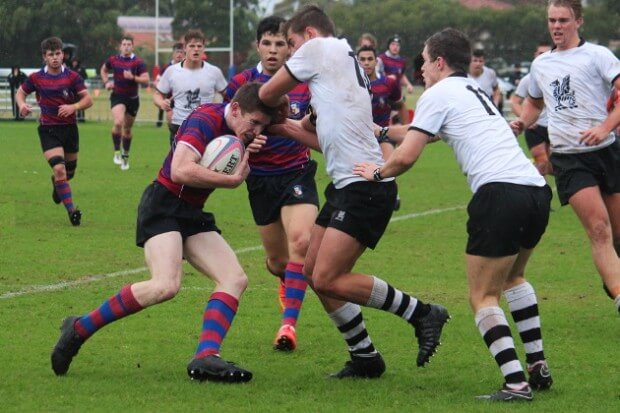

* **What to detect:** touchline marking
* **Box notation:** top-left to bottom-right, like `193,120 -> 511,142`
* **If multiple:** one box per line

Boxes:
1,206 -> 464,300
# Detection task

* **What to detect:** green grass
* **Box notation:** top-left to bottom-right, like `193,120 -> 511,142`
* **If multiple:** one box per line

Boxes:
1,120 -> 619,413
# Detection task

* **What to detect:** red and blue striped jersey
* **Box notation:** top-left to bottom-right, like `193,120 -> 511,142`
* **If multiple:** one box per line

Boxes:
21,66 -> 86,125
157,103 -> 233,208
104,54 -> 147,98
225,67 -> 312,176
370,76 -> 402,127
379,52 -> 407,82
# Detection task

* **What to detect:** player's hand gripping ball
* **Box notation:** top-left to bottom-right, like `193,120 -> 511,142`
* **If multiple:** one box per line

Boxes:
200,135 -> 245,174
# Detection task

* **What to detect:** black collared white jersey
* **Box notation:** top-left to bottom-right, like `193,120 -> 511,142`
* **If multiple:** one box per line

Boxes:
285,37 -> 387,188
412,75 -> 545,193
528,42 -> 620,154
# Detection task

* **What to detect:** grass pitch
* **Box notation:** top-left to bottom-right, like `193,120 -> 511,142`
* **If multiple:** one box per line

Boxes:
0,120 -> 618,412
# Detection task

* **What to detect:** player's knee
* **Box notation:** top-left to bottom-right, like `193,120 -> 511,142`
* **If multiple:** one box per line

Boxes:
225,270 -> 248,293
155,279 -> 182,302
312,275 -> 338,297
587,219 -> 613,245
159,281 -> 181,301
287,233 -> 311,259
65,159 -> 77,180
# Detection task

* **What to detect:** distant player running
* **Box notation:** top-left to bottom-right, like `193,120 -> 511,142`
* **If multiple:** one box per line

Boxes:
154,30 -> 227,146
511,0 -> 620,314
100,35 -> 150,170
16,36 -> 93,226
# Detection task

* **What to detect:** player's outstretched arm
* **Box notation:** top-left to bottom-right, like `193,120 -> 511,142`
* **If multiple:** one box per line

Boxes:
354,129 -> 428,180
267,117 -> 321,152
259,67 -> 298,107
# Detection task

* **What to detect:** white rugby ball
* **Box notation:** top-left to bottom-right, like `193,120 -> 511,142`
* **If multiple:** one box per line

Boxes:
200,135 -> 245,174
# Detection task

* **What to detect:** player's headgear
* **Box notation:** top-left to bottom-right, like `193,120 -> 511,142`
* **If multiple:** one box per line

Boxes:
388,35 -> 401,46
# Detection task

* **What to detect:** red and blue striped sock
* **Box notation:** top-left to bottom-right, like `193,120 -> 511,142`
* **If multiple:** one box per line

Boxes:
112,133 -> 121,151
282,262 -> 308,327
194,292 -> 239,359
74,285 -> 143,339
54,179 -> 75,213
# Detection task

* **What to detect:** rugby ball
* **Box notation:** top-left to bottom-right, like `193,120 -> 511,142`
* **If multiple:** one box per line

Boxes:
200,135 -> 244,174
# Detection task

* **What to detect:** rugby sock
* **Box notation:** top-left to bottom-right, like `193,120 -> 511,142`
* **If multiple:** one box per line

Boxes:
74,284 -> 143,339
281,262 -> 308,327
194,292 -> 239,359
475,306 -> 527,386
366,276 -> 431,323
112,133 -> 121,151
121,135 -> 132,155
504,282 -> 545,366
328,302 -> 377,357
615,295 -> 620,313
54,180 -> 75,213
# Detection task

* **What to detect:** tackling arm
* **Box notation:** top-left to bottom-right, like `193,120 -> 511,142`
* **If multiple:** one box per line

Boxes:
267,117 -> 322,152
353,128 -> 429,180
258,66 -> 298,108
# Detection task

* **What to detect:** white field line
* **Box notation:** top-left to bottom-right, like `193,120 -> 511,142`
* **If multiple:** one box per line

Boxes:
0,206 -> 464,300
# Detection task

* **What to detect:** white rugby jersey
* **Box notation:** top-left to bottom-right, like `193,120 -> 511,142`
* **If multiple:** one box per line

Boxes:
528,41 -> 620,154
469,66 -> 498,98
285,37 -> 387,188
515,73 -> 548,127
411,74 -> 545,193
157,61 -> 228,126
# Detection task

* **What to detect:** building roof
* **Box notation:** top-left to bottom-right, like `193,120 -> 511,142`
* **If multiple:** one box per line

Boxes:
459,0 -> 514,10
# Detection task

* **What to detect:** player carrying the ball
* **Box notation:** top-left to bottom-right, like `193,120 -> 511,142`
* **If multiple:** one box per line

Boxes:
50,82 -> 278,383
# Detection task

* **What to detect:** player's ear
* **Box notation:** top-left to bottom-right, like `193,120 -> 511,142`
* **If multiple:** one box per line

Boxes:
230,101 -> 241,117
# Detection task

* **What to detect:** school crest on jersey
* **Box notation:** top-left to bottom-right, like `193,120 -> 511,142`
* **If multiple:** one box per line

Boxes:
292,185 -> 303,198
290,102 -> 300,116
550,75 -> 577,111
183,88 -> 201,109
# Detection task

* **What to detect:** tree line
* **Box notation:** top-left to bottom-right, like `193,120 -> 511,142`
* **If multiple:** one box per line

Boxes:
0,0 -> 617,73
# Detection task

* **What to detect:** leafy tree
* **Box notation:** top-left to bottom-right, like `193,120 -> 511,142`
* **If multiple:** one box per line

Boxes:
1,0 -> 123,68
328,0 -> 618,73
